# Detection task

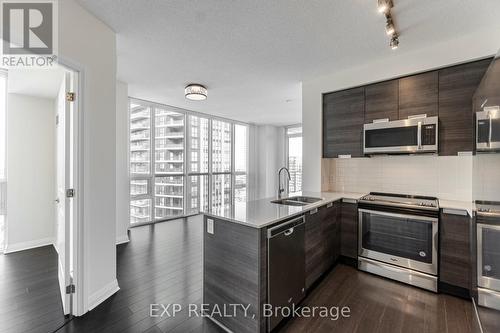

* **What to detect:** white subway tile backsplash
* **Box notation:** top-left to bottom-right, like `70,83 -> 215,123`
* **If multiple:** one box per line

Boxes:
324,155 -> 474,202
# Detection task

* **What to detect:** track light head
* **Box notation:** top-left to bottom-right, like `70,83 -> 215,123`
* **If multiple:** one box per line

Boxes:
390,34 -> 399,50
377,0 -> 393,14
385,18 -> 395,36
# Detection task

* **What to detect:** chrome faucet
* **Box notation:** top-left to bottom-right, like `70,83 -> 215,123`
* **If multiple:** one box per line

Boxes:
277,167 -> 291,199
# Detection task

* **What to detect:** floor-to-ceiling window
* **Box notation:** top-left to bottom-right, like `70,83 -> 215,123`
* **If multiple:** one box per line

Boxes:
286,125 -> 302,193
129,98 -> 248,225
0,70 -> 6,251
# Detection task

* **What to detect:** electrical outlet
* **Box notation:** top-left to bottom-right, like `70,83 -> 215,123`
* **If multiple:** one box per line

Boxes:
207,219 -> 214,234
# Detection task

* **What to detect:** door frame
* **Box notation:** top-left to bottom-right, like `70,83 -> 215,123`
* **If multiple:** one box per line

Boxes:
2,58 -> 86,316
57,56 -> 86,317
0,69 -> 7,254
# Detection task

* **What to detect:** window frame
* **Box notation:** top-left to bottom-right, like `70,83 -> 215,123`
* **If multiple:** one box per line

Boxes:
285,124 -> 303,194
128,97 -> 249,226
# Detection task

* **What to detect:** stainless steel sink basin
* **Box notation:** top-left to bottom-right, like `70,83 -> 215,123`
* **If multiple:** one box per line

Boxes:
271,196 -> 323,206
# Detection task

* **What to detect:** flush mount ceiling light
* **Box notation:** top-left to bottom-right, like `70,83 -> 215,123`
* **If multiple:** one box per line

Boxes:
377,0 -> 393,14
185,84 -> 207,101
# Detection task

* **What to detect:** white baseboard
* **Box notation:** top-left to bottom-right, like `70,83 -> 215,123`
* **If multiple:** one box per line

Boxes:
87,279 -> 120,311
4,237 -> 54,254
116,234 -> 129,245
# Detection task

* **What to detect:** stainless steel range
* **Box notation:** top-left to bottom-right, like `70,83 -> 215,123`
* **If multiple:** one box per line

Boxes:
358,192 -> 439,292
476,201 -> 500,311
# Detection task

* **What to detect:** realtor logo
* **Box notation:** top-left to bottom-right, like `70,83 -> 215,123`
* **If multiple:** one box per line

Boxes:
1,0 -> 58,67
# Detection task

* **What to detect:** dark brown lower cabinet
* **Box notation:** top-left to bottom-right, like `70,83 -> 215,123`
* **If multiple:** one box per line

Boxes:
439,211 -> 471,297
305,207 -> 323,289
305,201 -> 340,289
340,201 -> 358,261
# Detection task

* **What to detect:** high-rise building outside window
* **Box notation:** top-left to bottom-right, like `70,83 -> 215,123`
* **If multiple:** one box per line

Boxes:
286,125 -> 302,194
129,98 -> 248,225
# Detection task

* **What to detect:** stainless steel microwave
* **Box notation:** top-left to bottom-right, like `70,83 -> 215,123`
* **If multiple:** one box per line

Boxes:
477,107 -> 500,151
363,116 -> 439,155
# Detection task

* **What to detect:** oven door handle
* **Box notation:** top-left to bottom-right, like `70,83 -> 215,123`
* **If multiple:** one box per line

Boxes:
489,112 -> 493,148
417,121 -> 422,150
358,208 -> 438,223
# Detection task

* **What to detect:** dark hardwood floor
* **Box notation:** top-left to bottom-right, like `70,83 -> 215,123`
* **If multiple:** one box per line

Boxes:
1,216 -> 490,333
282,264 -> 475,333
58,215 -> 222,333
477,305 -> 500,333
0,245 -> 66,333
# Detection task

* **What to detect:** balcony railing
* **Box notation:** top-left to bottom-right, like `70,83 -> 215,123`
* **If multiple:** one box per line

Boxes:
130,133 -> 150,141
155,144 -> 184,150
155,120 -> 184,127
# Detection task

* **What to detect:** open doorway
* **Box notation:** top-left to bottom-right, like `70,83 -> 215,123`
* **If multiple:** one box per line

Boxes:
0,63 -> 80,331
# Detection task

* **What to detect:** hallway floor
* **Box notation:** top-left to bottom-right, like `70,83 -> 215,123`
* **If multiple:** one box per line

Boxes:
0,245 -> 66,333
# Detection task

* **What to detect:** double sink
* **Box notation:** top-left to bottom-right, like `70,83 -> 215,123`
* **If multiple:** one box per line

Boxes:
271,196 -> 323,206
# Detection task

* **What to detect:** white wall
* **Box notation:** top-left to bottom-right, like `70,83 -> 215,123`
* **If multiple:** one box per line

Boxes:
302,29 -> 500,192
324,155 -> 473,202
6,94 -> 56,252
248,124 -> 285,199
59,0 -> 117,313
116,81 -> 129,244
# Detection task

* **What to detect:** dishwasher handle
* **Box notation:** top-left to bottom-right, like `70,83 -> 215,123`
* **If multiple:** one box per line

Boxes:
268,216 -> 305,238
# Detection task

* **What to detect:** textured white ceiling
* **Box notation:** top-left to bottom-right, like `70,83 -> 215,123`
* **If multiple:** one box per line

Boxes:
77,0 -> 500,125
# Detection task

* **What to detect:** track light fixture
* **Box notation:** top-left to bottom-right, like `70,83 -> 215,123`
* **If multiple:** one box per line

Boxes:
377,0 -> 399,49
377,0 -> 393,14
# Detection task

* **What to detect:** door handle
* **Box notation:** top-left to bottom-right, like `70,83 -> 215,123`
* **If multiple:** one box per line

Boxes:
284,228 -> 294,236
55,198 -> 60,204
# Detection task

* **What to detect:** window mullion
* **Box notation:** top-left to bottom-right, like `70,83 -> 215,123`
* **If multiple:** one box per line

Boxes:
231,123 -> 235,207
183,113 -> 188,215
208,119 -> 213,209
150,106 -> 155,221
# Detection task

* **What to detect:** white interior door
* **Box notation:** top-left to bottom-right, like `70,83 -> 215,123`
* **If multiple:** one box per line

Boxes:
56,72 -> 72,315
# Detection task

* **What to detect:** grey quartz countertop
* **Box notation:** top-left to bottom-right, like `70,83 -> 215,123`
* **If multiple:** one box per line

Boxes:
203,191 -> 365,229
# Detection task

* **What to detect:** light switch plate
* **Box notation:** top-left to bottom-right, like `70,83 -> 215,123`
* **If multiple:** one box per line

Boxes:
207,219 -> 214,234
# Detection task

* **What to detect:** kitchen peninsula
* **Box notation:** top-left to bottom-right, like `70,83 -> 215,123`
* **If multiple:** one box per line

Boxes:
202,192 -> 363,333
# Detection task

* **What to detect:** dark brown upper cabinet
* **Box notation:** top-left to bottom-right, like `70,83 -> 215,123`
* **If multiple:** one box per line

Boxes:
323,87 -> 365,158
399,71 -> 438,119
321,58 -> 493,158
438,59 -> 491,156
364,80 -> 399,123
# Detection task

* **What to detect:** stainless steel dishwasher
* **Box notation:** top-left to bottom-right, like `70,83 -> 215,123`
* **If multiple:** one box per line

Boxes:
267,215 -> 306,331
